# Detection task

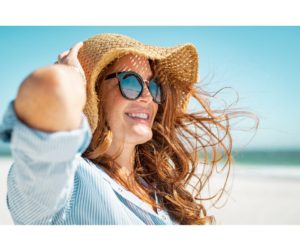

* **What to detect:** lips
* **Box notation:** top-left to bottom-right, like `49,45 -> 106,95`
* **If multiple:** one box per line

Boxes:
126,112 -> 149,120
125,110 -> 152,124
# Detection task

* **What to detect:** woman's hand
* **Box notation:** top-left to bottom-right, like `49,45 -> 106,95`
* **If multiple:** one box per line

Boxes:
55,41 -> 86,83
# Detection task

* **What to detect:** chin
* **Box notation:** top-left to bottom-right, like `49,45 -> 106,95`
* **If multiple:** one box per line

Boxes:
126,124 -> 153,144
129,131 -> 153,145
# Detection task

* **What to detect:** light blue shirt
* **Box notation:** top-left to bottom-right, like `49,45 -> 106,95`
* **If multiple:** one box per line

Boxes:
0,101 -> 176,225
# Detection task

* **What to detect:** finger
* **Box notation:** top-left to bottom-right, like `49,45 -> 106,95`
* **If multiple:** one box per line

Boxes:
69,41 -> 84,57
58,50 -> 70,60
58,54 -> 71,65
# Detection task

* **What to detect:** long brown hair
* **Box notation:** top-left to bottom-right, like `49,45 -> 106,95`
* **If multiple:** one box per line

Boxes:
83,57 -> 257,225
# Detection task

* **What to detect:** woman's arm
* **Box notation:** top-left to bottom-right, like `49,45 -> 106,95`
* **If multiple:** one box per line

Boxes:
14,42 -> 86,132
1,42 -> 92,224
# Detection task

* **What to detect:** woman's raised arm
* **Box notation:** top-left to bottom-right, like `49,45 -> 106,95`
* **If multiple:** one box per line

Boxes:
1,42 -> 92,224
14,42 -> 86,132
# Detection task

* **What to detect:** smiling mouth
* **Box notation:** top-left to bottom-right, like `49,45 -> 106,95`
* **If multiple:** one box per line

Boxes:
125,112 -> 150,121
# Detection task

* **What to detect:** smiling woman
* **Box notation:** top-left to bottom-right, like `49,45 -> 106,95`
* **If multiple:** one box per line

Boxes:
0,33 -> 253,225
102,54 -> 158,145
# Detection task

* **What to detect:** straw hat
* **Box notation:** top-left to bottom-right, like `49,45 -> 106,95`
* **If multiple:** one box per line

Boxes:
78,33 -> 199,133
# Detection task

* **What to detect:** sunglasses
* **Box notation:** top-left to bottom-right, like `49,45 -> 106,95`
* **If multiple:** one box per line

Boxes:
105,71 -> 163,104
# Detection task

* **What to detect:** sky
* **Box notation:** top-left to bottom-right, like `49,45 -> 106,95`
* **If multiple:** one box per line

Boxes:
0,26 -> 299,150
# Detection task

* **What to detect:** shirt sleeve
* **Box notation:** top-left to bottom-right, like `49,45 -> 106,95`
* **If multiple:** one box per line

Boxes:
0,100 -> 92,224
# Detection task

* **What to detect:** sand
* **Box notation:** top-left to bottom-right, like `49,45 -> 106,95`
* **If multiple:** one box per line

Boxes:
1,156 -> 300,225
209,166 -> 300,224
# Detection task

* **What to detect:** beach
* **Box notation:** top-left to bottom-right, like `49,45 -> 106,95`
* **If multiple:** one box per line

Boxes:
1,156 -> 300,225
208,165 -> 300,224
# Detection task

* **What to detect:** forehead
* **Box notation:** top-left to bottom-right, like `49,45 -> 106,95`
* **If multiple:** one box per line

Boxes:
109,53 -> 153,79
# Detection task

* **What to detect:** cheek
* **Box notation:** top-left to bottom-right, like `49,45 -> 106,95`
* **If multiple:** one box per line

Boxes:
153,104 -> 158,121
104,88 -> 126,126
154,104 -> 158,115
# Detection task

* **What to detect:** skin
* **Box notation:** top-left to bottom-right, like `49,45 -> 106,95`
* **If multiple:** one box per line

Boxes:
101,54 -> 158,179
14,42 -> 86,132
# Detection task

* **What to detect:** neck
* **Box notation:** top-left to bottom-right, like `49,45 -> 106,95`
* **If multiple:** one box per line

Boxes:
104,140 -> 136,179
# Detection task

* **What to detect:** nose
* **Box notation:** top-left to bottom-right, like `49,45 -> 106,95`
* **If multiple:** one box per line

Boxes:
138,82 -> 153,103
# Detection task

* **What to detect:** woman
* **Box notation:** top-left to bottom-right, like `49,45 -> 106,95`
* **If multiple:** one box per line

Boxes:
0,33 -> 244,225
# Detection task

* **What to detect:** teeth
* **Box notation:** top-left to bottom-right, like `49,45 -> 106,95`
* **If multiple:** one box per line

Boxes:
126,113 -> 149,119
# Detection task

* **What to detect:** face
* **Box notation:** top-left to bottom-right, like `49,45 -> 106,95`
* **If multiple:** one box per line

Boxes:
102,54 -> 159,147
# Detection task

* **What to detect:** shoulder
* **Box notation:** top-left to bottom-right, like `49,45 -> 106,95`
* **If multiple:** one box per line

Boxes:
74,157 -> 112,186
74,157 -> 130,196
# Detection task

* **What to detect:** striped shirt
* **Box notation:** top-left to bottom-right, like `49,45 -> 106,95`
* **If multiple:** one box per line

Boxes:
0,101 -> 177,225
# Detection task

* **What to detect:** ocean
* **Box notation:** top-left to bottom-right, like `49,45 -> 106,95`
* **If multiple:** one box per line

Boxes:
1,141 -> 299,166
232,150 -> 300,166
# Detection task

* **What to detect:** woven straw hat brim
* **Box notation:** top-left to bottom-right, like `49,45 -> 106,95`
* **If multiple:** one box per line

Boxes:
78,33 -> 199,133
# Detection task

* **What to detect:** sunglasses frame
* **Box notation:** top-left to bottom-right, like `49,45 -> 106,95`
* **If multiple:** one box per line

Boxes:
105,71 -> 163,104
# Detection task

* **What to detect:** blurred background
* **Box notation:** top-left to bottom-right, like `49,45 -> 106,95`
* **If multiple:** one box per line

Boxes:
1,26 -> 300,224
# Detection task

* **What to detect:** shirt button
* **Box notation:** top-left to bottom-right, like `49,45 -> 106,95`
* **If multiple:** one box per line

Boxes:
118,187 -> 123,193
162,215 -> 167,220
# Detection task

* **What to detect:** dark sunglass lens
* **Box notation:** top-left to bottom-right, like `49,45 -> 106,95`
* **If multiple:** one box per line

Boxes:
149,80 -> 162,103
119,73 -> 143,99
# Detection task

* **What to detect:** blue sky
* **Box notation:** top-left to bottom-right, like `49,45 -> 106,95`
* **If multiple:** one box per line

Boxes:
0,26 -> 299,150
